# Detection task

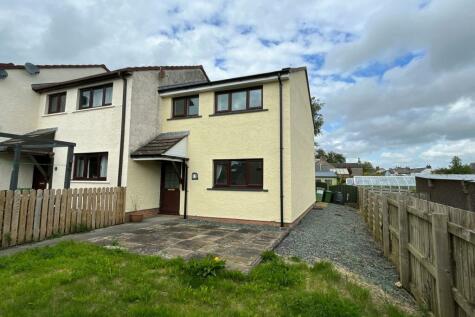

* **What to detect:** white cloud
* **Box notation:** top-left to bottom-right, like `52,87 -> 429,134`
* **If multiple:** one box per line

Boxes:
1,0 -> 474,168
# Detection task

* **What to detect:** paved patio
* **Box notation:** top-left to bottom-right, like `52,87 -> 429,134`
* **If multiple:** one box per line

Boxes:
1,216 -> 287,272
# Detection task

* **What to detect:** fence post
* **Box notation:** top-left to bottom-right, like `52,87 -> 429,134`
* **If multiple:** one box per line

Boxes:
382,195 -> 390,256
431,212 -> 455,317
398,195 -> 410,289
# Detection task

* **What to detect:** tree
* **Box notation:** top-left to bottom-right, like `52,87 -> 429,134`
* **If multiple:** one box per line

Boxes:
362,161 -> 375,175
315,149 -> 327,159
434,156 -> 473,174
326,151 -> 346,164
310,97 -> 324,136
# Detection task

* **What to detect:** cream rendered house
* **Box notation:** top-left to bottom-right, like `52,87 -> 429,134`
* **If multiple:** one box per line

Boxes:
0,64 -> 315,225
131,67 -> 316,225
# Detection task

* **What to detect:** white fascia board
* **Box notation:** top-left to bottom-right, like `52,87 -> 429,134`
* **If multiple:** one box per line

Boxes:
132,157 -> 183,162
159,74 -> 289,97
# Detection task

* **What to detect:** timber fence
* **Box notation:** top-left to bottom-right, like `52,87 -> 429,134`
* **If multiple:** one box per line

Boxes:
358,187 -> 475,317
0,187 -> 126,249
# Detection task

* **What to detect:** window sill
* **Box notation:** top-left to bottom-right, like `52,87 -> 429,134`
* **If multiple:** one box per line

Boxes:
71,180 -> 110,184
209,108 -> 268,117
41,112 -> 67,117
72,105 -> 115,113
207,187 -> 268,192
167,115 -> 202,121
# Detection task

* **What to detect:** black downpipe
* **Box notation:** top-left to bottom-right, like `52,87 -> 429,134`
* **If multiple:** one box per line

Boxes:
183,161 -> 188,219
278,73 -> 284,227
117,74 -> 127,187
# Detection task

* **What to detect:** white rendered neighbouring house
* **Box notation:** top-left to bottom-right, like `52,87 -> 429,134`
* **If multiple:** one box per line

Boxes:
0,63 -> 315,225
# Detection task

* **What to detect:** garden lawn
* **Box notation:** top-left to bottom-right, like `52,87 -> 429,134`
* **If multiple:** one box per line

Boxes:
0,241 -> 416,317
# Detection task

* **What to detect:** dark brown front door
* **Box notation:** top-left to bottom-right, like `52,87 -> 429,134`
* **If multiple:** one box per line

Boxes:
32,155 -> 51,190
159,162 -> 181,215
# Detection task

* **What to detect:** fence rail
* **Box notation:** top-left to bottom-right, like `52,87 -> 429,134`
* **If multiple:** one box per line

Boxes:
358,187 -> 475,317
0,187 -> 126,249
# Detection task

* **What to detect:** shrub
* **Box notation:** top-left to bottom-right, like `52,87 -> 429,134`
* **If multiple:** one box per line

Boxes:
283,291 -> 361,317
183,255 -> 226,279
260,250 -> 279,263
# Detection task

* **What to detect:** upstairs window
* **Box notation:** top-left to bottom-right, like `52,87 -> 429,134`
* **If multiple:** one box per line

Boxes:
173,95 -> 199,118
47,92 -> 66,114
215,87 -> 262,113
79,84 -> 113,109
73,152 -> 108,181
213,159 -> 263,189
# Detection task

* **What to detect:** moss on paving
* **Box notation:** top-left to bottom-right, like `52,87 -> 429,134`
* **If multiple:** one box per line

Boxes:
0,241 -> 417,317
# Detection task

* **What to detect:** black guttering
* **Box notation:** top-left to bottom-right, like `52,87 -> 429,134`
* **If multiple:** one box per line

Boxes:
117,73 -> 129,187
278,72 -> 284,227
158,68 -> 292,93
32,71 -> 132,93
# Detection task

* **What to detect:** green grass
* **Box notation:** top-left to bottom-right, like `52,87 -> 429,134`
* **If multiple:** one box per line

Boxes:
0,242 -> 416,317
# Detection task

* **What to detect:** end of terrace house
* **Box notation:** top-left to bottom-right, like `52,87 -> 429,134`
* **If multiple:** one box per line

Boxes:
0,63 -> 316,226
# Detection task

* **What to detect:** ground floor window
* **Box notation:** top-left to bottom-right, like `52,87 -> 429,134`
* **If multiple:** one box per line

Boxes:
213,159 -> 263,189
73,152 -> 108,181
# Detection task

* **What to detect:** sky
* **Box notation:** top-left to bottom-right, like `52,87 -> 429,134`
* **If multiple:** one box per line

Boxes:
1,0 -> 474,168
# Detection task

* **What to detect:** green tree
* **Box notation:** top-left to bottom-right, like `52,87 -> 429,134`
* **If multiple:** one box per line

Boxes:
310,97 -> 324,136
362,161 -> 375,175
326,151 -> 346,164
434,156 -> 473,174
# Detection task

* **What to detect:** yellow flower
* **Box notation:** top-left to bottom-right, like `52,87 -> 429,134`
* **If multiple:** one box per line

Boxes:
214,256 -> 221,262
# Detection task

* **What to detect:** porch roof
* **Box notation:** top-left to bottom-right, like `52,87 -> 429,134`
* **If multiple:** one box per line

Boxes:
131,131 -> 188,160
0,128 -> 58,153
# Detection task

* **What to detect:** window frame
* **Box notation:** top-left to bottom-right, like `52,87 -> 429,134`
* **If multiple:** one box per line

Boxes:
212,159 -> 263,189
47,92 -> 66,114
172,95 -> 199,118
214,86 -> 263,113
78,84 -> 113,110
72,152 -> 108,181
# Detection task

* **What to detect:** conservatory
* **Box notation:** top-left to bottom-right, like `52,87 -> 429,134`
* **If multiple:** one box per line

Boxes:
347,176 -> 415,192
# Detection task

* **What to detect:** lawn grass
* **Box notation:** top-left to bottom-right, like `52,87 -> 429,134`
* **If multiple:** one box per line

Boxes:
0,241 -> 417,317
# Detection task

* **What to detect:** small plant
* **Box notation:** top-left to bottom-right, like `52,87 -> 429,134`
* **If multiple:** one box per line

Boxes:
290,256 -> 302,262
183,255 -> 226,279
260,250 -> 278,263
3,233 -> 12,245
75,224 -> 90,233
111,239 -> 120,247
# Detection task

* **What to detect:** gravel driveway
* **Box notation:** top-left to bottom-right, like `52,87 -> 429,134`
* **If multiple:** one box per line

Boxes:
276,203 -> 414,303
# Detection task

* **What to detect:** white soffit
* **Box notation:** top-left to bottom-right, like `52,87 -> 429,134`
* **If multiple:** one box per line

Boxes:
159,74 -> 289,97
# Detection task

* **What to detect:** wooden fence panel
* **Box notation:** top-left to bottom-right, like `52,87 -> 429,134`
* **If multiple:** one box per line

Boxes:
0,191 -> 5,246
358,188 -> 475,317
0,187 -> 126,250
10,190 -> 21,246
25,190 -> 36,243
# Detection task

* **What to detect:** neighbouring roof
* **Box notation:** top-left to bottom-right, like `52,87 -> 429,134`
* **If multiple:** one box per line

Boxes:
31,65 -> 208,93
330,168 -> 350,175
333,163 -> 363,168
415,174 -> 475,182
315,158 -> 335,171
157,67 -> 307,94
131,131 -> 189,158
0,63 -> 109,71
316,171 -> 338,178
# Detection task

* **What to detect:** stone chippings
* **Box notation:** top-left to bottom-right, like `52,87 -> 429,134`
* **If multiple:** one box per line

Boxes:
276,204 -> 414,303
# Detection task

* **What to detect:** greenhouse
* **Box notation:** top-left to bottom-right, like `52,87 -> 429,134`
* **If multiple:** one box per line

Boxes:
347,176 -> 416,191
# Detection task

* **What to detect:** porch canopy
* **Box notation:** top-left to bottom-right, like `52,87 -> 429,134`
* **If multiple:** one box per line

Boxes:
0,128 -> 76,190
130,131 -> 188,161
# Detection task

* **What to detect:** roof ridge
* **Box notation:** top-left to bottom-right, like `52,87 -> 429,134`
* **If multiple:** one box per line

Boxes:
0,63 -> 109,71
